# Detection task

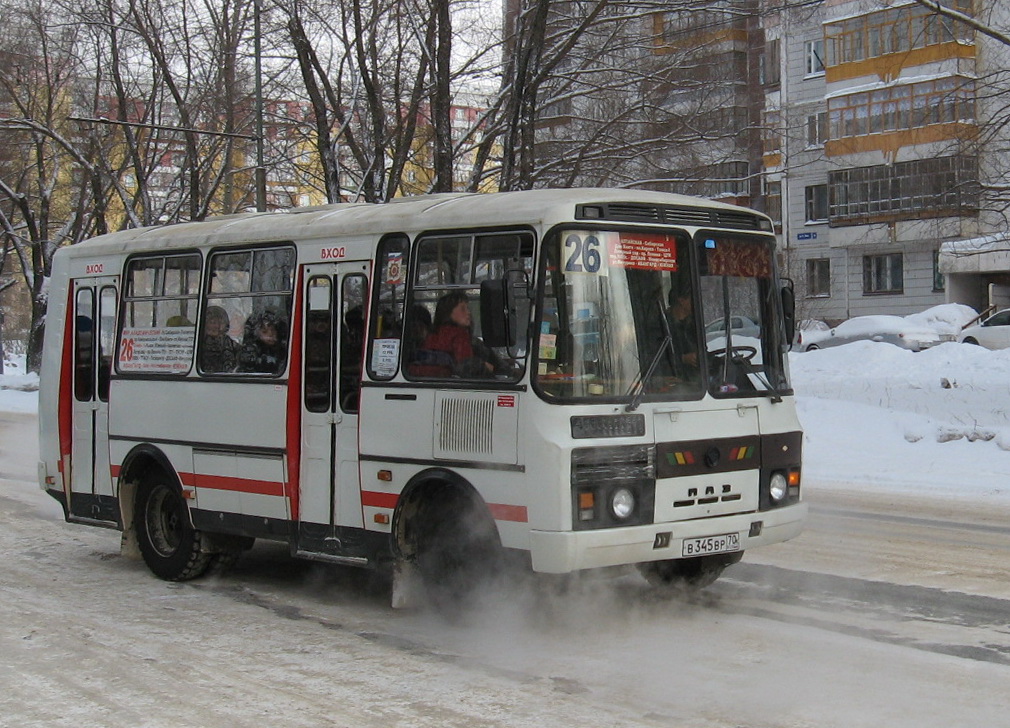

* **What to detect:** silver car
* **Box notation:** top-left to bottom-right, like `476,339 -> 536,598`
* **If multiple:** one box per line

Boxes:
705,315 -> 760,342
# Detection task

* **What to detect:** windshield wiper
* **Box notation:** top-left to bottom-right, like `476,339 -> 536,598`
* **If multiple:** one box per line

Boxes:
626,295 -> 674,412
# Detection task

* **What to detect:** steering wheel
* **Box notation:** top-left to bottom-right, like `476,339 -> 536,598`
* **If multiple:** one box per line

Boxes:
709,345 -> 757,362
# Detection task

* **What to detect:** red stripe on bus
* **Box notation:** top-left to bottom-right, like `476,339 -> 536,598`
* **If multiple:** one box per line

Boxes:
285,267 -> 305,521
193,474 -> 285,497
58,287 -> 75,462
110,464 -> 121,478
359,492 -> 527,523
487,503 -> 529,523
361,490 -> 399,509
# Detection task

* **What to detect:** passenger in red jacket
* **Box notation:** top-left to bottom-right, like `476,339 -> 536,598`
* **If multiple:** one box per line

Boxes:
411,291 -> 498,377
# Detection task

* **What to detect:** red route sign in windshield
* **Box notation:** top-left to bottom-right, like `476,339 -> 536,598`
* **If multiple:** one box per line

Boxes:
608,233 -> 679,271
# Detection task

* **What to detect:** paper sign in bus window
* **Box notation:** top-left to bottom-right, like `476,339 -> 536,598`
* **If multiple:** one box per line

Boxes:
608,232 -> 679,271
371,338 -> 400,377
119,327 -> 195,373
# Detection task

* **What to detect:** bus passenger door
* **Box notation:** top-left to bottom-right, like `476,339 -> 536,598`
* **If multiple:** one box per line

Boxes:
69,278 -> 119,523
299,263 -> 369,535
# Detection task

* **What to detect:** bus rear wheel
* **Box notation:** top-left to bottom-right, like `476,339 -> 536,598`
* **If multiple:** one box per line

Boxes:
136,471 -> 212,581
638,552 -> 743,590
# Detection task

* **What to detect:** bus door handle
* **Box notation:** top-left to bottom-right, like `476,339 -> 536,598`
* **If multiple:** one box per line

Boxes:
654,407 -> 682,422
736,403 -> 758,418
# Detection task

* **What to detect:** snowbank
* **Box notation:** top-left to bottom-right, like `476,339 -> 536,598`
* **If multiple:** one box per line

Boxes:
0,354 -> 38,414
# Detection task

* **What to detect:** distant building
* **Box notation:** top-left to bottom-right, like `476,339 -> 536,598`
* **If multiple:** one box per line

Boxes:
771,0 -> 1000,321
516,0 -> 1003,323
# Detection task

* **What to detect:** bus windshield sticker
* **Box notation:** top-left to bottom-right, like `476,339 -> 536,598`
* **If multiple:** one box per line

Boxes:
704,237 -> 772,278
385,253 -> 404,285
539,333 -> 557,360
608,232 -> 679,271
119,326 -> 195,373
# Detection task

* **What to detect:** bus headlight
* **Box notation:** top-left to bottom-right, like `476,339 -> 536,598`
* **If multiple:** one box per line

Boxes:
769,472 -> 789,503
610,487 -> 636,520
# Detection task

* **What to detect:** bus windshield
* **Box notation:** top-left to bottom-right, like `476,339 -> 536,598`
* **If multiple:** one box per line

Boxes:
534,228 -> 789,403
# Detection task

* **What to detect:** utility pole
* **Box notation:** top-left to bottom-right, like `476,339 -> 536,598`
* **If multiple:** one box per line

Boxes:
254,0 -> 267,212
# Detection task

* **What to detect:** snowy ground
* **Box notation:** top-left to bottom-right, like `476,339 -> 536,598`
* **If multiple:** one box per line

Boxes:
5,317 -> 1010,727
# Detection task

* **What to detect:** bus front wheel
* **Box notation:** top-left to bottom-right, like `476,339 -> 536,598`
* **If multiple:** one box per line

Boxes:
637,552 -> 743,590
414,490 -> 502,610
135,471 -> 213,581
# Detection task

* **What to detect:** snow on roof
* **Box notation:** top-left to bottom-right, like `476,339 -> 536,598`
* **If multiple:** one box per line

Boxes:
939,233 -> 1010,256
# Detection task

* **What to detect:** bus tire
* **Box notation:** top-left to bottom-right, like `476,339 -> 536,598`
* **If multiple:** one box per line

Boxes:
135,470 -> 212,581
638,552 -> 743,590
414,489 -> 501,611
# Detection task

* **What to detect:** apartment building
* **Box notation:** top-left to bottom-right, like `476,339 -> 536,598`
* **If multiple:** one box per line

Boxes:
773,0 -> 995,321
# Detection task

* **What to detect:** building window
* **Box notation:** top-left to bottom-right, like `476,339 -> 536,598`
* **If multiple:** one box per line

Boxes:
761,38 -> 781,86
663,160 -> 749,199
807,111 -> 828,147
805,39 -> 825,76
764,110 -> 782,154
863,253 -> 903,294
828,155 -> 979,225
825,1 -> 974,67
827,76 -> 975,140
805,184 -> 829,222
806,258 -> 830,297
764,180 -> 782,225
933,250 -> 946,292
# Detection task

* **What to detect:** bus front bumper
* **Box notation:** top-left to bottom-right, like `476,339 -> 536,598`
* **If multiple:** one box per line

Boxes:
528,502 -> 807,574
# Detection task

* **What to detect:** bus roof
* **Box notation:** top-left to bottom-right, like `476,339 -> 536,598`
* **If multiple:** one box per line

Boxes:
63,188 -> 772,256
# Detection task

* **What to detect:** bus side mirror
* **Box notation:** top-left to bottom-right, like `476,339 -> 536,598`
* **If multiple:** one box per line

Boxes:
480,279 -> 509,348
781,278 -> 796,345
480,269 -> 531,353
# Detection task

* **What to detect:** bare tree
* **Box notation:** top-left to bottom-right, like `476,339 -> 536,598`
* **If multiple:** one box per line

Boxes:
0,0 -> 95,371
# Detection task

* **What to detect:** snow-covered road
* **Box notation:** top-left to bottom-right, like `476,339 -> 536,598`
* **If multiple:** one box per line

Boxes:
3,409 -> 1010,728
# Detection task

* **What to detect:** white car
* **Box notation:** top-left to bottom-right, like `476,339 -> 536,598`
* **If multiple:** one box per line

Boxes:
793,319 -> 830,351
814,315 -> 940,352
957,309 -> 1010,349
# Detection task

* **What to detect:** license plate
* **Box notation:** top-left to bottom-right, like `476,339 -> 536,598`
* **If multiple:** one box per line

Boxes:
681,532 -> 740,558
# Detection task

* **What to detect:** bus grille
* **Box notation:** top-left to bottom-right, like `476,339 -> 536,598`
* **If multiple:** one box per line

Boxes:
576,202 -> 768,231
439,397 -> 494,455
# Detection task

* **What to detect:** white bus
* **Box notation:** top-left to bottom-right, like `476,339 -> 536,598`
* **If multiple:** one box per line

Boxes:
38,188 -> 806,603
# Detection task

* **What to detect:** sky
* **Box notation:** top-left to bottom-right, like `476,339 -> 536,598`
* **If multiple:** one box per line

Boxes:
4,302 -> 1010,505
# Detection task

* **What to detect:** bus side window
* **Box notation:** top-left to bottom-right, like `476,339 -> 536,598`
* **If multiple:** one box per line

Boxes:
339,274 -> 367,412
119,254 -> 200,376
367,235 -> 408,380
97,287 -> 117,401
74,288 -> 95,401
304,277 -> 333,412
404,231 -> 533,381
206,246 -> 295,376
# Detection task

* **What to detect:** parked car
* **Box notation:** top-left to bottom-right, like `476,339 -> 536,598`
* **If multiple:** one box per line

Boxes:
793,319 -> 830,351
812,315 -> 941,352
705,315 -> 760,342
957,309 -> 1010,349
